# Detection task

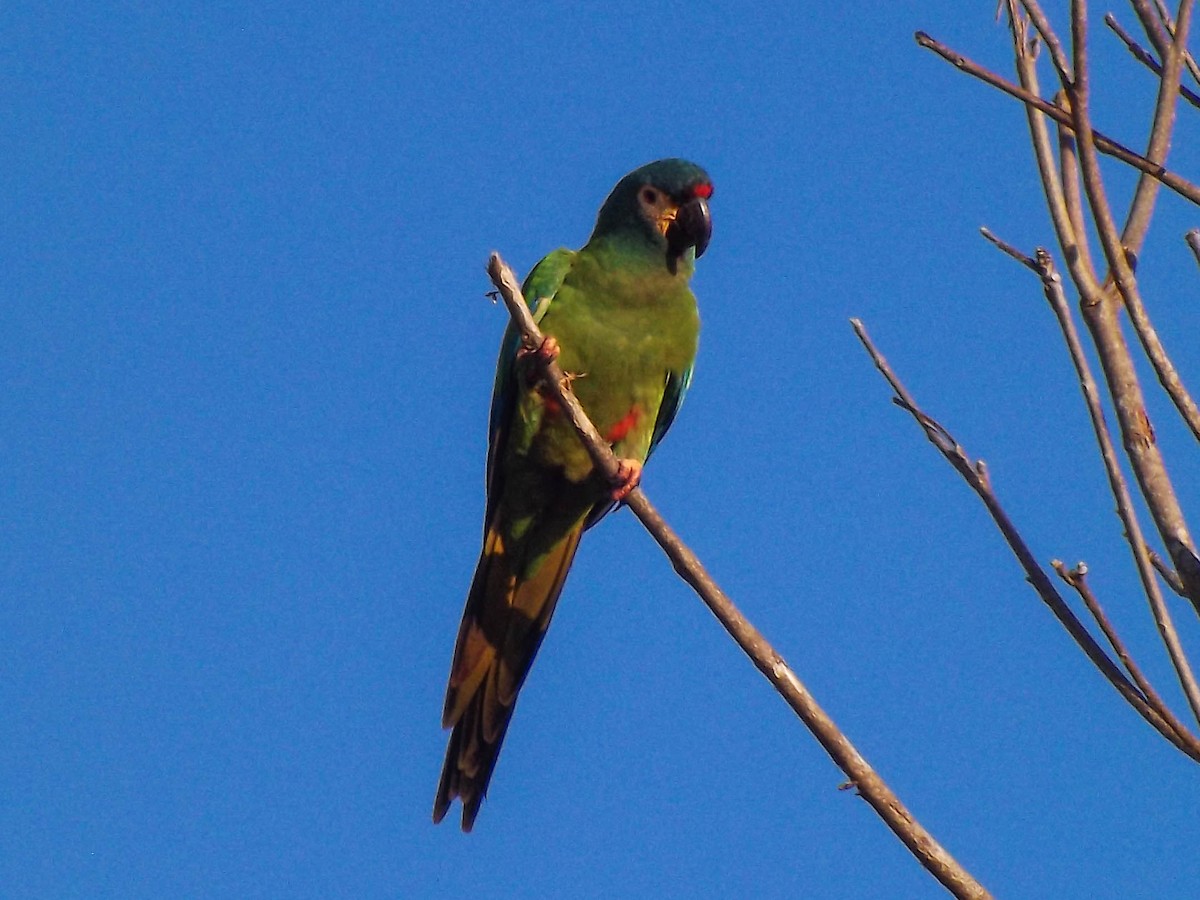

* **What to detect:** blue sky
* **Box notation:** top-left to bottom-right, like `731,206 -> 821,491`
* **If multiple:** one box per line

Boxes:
4,2 -> 1200,897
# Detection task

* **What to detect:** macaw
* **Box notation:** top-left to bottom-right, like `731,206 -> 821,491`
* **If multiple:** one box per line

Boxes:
434,158 -> 713,830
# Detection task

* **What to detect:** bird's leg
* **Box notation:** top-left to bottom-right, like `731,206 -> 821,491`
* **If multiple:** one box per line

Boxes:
610,458 -> 643,502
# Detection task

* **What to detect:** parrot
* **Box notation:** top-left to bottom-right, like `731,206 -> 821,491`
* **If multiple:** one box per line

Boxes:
433,158 -> 713,831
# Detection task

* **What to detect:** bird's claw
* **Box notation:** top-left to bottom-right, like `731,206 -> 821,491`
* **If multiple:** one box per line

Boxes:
610,458 -> 643,502
517,336 -> 560,366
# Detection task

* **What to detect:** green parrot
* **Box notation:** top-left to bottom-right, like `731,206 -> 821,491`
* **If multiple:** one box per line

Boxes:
433,158 -> 713,831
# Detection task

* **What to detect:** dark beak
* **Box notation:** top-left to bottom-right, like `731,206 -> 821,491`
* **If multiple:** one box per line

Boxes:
666,196 -> 712,261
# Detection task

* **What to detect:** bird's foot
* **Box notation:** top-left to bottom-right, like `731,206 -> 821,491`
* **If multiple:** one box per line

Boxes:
610,458 -> 643,502
517,335 -> 560,366
519,336 -> 560,387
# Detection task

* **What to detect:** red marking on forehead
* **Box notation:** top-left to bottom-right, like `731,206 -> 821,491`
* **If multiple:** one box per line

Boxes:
692,182 -> 713,199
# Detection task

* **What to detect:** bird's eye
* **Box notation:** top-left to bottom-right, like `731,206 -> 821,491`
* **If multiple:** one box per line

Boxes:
641,188 -> 658,205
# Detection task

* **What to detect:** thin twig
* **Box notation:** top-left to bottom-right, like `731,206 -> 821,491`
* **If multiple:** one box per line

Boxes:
1057,125 -> 1102,286
1151,0 -> 1200,85
1050,560 -> 1189,735
1105,13 -> 1200,108
486,253 -> 993,900
1120,0 -> 1192,255
980,227 -> 1036,268
996,236 -> 1200,726
1186,228 -> 1200,266
1121,294 -> 1200,445
914,31 -> 1200,207
1020,0 -> 1075,84
1064,2 -> 1200,611
1132,0 -> 1174,55
1051,562 -> 1152,697
1003,7 -> 1103,295
853,318 -> 1200,758
1150,548 -> 1190,597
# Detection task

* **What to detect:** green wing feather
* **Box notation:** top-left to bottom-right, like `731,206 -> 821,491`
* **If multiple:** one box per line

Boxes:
648,366 -> 692,460
435,248 -> 583,831
484,248 -> 575,526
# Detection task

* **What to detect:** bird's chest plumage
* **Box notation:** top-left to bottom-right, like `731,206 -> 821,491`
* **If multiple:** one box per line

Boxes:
519,271 -> 698,482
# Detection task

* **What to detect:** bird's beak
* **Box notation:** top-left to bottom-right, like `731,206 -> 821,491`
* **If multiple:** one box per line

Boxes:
666,196 -> 711,260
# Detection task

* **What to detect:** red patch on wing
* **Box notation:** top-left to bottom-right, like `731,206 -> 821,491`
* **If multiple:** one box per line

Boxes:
692,182 -> 713,199
605,405 -> 642,443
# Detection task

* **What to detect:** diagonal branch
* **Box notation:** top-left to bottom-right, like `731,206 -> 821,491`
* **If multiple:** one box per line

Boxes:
1133,0 -> 1175,56
852,318 -> 1200,759
1063,2 -> 1200,612
1105,13 -> 1200,109
1111,0 -> 1200,446
486,252 -> 992,900
1020,0 -> 1075,84
1052,561 -> 1169,714
1120,0 -> 1193,256
1017,243 -> 1200,725
1146,0 -> 1200,86
914,30 -> 1200,206
1187,228 -> 1200,266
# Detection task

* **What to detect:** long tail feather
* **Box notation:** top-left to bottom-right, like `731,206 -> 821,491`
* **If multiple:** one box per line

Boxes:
433,519 -> 585,831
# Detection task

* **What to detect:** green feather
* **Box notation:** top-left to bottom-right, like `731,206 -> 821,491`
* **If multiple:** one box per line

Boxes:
435,159 -> 713,830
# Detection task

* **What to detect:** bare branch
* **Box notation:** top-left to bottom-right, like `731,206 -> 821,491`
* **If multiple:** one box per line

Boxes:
1057,127 -> 1102,286
486,253 -> 993,900
1019,0 -> 1075,84
1050,560 -> 1194,740
980,227 -> 1037,268
1150,548 -> 1190,597
1105,13 -> 1200,109
1121,296 -> 1200,445
1022,245 -> 1200,724
1187,228 -> 1200,265
1152,0 -> 1200,84
1062,4 -> 1200,611
1001,8 -> 1104,294
1121,0 -> 1193,255
853,317 -> 1200,759
1132,0 -> 1174,55
914,31 -> 1200,206
1051,562 -> 1152,698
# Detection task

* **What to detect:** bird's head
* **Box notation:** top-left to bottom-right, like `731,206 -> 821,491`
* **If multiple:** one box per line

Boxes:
589,158 -> 713,273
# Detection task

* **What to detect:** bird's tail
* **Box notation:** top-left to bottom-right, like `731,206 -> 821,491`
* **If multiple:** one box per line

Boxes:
433,516 -> 585,831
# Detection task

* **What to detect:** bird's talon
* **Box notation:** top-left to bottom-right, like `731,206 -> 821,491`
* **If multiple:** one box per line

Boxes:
517,336 -> 560,366
610,458 -> 643,502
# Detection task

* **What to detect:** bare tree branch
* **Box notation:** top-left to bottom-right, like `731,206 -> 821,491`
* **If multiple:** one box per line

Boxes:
1186,228 -> 1200,265
1120,0 -> 1193,255
896,0 -> 1200,799
1101,3 -> 1200,449
852,319 -> 1200,759
1050,560 -> 1194,741
1132,0 -> 1174,55
1105,13 -> 1200,109
1151,548 -> 1191,596
1059,3 -> 1200,610
914,30 -> 1200,206
485,253 -> 993,900
1020,0 -> 1076,83
1150,0 -> 1200,85
1017,244 -> 1200,724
